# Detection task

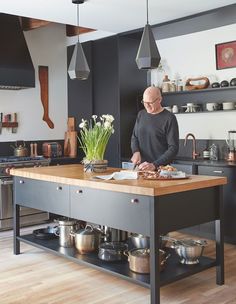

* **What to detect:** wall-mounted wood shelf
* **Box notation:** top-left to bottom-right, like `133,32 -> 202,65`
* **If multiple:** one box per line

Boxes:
1,122 -> 18,128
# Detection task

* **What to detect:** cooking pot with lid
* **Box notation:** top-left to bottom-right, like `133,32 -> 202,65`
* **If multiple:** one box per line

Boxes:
98,242 -> 128,261
11,141 -> 28,157
71,224 -> 103,254
124,248 -> 170,274
54,218 -> 79,247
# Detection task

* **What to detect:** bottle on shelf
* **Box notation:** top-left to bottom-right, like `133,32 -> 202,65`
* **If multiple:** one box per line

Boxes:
169,80 -> 176,92
161,75 -> 171,93
177,79 -> 184,91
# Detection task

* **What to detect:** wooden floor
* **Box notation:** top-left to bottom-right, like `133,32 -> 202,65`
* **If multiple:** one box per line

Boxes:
1,228 -> 236,304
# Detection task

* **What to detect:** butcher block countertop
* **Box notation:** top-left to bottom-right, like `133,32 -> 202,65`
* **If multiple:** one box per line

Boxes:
10,164 -> 227,196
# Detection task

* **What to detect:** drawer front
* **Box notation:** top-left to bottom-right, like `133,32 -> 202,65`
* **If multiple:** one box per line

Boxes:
14,177 -> 70,216
70,186 -> 151,236
198,166 -> 230,177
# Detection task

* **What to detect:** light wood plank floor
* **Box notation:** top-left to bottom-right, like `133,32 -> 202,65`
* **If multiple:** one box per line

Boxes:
1,228 -> 236,304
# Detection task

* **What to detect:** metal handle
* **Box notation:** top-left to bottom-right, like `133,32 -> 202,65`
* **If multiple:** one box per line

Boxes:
56,186 -> 62,190
130,198 -> 139,204
19,180 -> 24,184
1,179 -> 13,185
213,170 -> 223,174
76,190 -> 83,194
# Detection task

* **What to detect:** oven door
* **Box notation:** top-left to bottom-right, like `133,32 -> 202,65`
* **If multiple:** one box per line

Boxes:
0,177 -> 13,220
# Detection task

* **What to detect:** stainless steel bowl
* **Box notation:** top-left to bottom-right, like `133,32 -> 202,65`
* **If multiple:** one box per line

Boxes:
172,239 -> 207,265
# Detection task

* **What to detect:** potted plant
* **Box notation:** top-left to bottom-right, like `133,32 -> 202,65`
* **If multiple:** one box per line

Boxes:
78,114 -> 115,172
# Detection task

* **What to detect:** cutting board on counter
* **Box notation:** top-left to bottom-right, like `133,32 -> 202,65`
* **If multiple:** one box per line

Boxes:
64,117 -> 77,157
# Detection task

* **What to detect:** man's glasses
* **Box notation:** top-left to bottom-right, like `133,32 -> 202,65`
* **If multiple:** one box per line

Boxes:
141,97 -> 160,105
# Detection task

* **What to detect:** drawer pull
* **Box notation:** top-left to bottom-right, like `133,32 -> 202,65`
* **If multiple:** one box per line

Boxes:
213,170 -> 223,174
131,198 -> 139,204
19,180 -> 24,184
76,190 -> 83,194
56,186 -> 62,190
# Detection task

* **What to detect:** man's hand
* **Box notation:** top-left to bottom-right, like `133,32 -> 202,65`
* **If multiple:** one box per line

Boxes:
138,161 -> 156,171
131,152 -> 141,165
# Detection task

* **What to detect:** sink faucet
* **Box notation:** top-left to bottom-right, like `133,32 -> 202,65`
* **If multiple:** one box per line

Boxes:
184,133 -> 200,160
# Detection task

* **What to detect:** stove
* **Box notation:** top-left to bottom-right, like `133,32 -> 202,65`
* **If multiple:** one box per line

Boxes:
0,156 -> 50,177
0,155 -> 50,230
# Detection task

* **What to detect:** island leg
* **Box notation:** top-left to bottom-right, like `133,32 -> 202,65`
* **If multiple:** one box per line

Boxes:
215,186 -> 224,285
150,198 -> 161,304
13,203 -> 20,255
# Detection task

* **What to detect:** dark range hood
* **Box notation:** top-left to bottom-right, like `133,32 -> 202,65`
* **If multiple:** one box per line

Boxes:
0,13 -> 35,90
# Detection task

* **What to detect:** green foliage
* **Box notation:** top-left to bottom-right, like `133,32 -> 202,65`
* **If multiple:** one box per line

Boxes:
78,114 -> 114,162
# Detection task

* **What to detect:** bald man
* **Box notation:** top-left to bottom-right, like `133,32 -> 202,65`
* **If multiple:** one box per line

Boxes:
131,86 -> 179,171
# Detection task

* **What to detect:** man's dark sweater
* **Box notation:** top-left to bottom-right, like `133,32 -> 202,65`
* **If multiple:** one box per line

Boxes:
131,109 -> 179,166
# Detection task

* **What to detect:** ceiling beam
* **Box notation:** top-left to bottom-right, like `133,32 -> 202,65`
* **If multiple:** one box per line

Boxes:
66,25 -> 96,37
20,17 -> 51,31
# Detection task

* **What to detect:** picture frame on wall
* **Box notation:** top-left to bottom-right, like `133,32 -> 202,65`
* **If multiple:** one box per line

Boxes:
215,40 -> 236,70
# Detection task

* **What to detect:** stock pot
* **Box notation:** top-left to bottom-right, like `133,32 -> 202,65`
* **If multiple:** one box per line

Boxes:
71,224 -> 103,254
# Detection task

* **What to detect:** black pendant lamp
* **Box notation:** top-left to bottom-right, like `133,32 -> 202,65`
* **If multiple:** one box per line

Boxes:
68,0 -> 90,80
136,0 -> 161,70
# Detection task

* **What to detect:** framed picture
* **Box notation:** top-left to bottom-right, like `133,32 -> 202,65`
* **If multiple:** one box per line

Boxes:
215,40 -> 236,70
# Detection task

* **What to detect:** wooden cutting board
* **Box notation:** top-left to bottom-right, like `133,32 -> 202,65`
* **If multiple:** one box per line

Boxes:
64,130 -> 77,157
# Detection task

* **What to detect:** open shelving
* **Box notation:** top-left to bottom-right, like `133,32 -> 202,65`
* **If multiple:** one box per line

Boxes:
18,234 -> 216,288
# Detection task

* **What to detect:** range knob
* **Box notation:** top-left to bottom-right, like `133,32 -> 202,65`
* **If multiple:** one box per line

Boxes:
5,166 -> 12,175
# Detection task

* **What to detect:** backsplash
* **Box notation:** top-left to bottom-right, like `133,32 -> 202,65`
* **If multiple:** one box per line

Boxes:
178,139 -> 229,160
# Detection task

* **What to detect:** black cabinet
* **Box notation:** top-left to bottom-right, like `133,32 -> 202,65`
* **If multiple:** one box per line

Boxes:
173,161 -> 236,244
198,165 -> 236,244
67,35 -> 147,168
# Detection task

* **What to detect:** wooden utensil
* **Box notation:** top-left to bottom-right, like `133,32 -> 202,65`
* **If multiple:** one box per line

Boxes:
64,117 -> 77,157
38,66 -> 54,129
64,131 -> 77,157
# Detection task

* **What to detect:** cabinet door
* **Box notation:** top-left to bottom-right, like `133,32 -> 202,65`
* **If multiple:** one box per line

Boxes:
14,177 -> 70,216
171,163 -> 194,174
198,165 -> 236,243
70,186 -> 151,236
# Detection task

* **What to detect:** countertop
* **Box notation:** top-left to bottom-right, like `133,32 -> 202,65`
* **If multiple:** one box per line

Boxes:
10,164 -> 227,197
173,157 -> 236,167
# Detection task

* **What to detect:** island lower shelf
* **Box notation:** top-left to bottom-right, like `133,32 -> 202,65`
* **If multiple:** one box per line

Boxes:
18,234 -> 216,288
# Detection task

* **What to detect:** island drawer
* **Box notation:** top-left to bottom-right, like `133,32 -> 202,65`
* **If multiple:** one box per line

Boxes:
70,186 -> 151,236
14,177 -> 70,216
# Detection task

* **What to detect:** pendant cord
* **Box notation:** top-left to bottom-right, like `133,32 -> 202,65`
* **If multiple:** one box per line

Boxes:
146,0 -> 149,24
77,3 -> 80,41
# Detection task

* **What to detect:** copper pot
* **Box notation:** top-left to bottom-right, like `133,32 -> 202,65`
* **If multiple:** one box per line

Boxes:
124,248 -> 170,274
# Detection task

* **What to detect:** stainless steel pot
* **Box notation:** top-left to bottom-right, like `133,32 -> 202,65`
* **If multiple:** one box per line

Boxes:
71,224 -> 102,254
54,218 -> 78,248
167,237 -> 207,265
124,248 -> 170,274
98,242 -> 128,261
102,226 -> 128,243
130,233 -> 169,249
11,141 -> 28,157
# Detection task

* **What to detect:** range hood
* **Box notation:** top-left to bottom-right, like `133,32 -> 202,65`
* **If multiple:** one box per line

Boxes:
0,13 -> 35,90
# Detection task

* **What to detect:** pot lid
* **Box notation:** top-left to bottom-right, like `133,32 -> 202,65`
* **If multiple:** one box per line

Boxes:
57,218 -> 77,226
99,242 -> 127,251
130,248 -> 150,257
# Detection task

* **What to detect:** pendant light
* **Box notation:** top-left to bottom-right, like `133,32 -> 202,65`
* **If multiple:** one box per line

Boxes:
68,0 -> 90,80
136,0 -> 161,70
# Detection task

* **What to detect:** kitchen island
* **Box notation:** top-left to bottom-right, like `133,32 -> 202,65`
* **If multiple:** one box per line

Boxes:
11,164 -> 227,304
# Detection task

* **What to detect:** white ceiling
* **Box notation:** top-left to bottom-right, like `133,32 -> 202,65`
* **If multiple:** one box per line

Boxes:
0,0 -> 235,40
